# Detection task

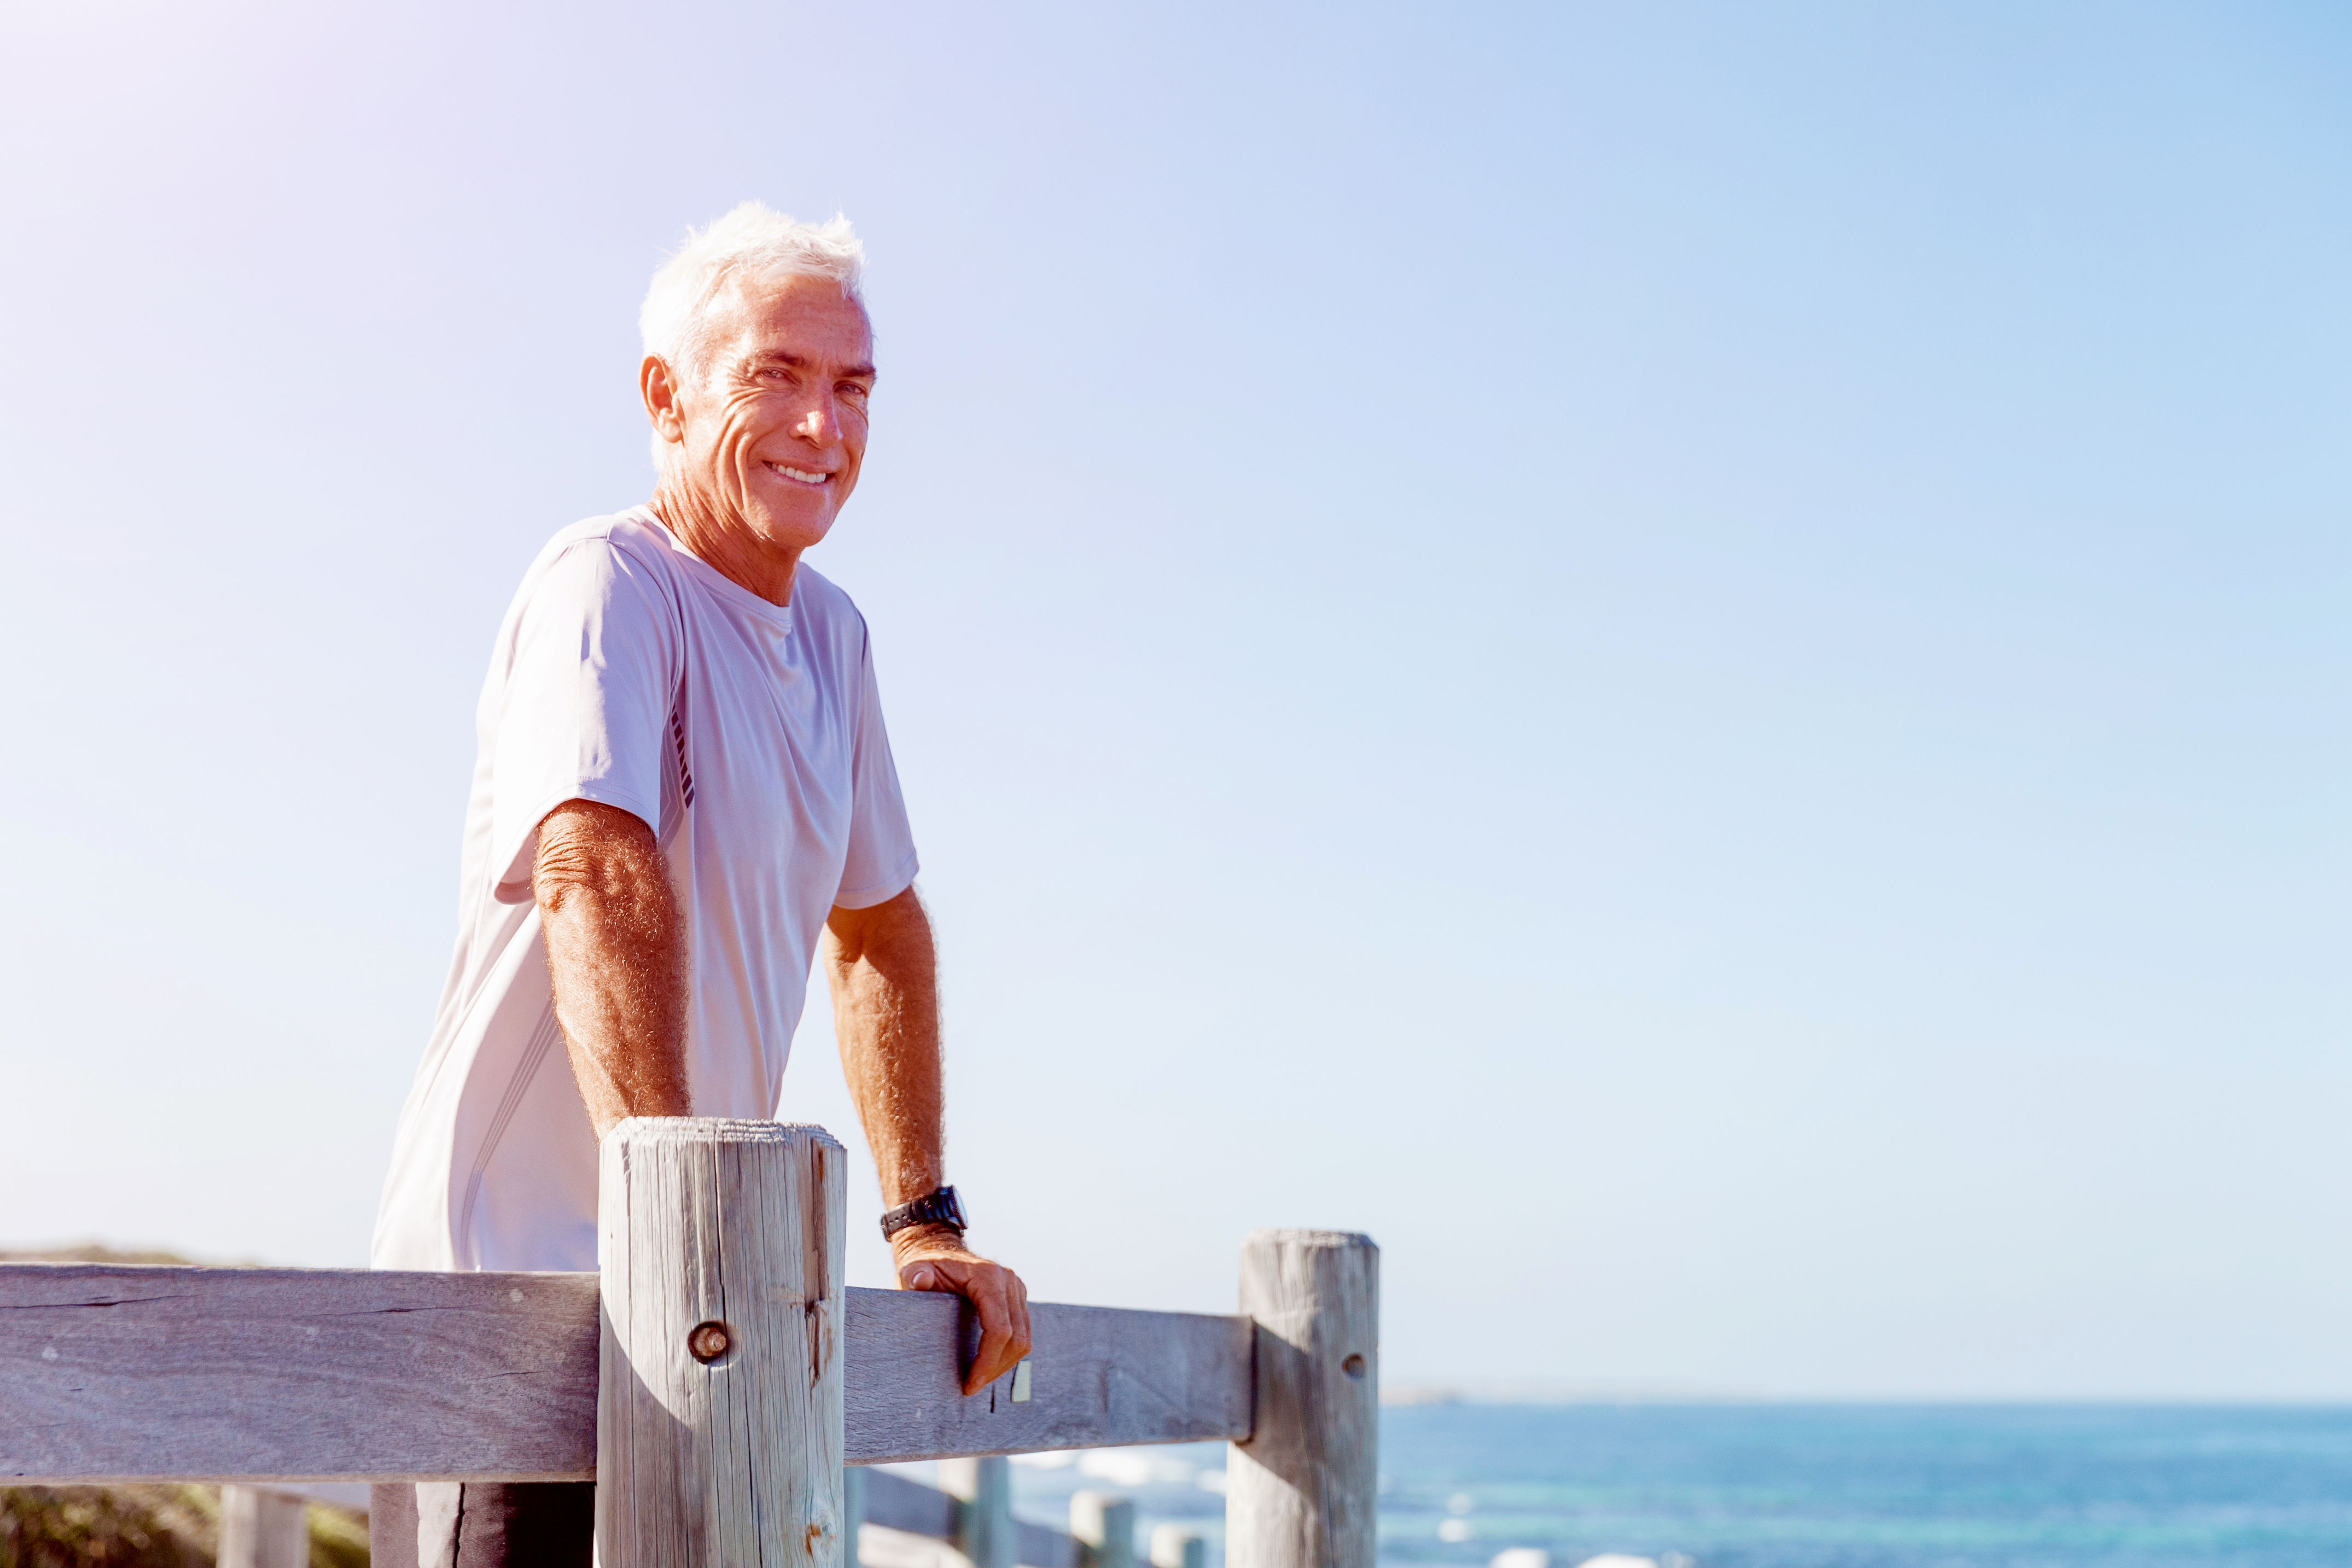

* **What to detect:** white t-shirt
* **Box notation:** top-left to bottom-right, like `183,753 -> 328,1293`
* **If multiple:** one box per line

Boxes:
372,506 -> 919,1272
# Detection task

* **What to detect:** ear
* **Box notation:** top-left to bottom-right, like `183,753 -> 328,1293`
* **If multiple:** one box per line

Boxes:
641,355 -> 687,444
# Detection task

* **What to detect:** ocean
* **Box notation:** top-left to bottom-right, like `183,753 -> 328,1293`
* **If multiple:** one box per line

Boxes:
986,1404 -> 2352,1568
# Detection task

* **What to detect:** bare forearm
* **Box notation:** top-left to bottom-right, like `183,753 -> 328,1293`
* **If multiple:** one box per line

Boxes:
536,800 -> 689,1141
825,885 -> 1029,1388
823,886 -> 942,1207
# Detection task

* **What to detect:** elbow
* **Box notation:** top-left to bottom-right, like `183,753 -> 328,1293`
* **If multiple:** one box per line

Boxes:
532,801 -> 667,921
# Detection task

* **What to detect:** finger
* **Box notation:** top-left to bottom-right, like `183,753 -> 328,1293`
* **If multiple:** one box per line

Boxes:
962,1274 -> 1018,1394
901,1263 -> 941,1292
1008,1272 -> 1034,1363
989,1270 -> 1033,1384
966,1307 -> 1015,1391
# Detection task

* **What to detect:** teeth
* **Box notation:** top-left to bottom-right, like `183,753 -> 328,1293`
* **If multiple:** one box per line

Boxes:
771,463 -> 828,484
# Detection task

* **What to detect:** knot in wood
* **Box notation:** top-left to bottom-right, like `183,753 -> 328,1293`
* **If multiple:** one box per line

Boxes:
687,1321 -> 732,1363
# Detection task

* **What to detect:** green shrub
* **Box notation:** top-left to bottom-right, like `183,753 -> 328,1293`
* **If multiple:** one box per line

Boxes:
304,1503 -> 369,1568
0,1486 -> 211,1568
0,1486 -> 369,1568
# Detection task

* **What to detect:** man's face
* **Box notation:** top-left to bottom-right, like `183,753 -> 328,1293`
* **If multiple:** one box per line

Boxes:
665,272 -> 875,553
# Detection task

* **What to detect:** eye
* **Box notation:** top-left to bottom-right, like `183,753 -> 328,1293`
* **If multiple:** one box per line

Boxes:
838,382 -> 871,403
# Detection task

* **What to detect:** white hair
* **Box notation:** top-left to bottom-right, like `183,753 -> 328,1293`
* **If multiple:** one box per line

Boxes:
639,201 -> 866,390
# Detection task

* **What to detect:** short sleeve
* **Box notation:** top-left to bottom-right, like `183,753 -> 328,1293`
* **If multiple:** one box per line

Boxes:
832,628 -> 921,910
487,540 -> 680,904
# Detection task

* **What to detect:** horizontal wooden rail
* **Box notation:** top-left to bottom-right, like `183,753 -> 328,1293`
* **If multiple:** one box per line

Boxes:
858,1466 -> 959,1540
0,1263 -> 1251,1484
848,1286 -> 1250,1461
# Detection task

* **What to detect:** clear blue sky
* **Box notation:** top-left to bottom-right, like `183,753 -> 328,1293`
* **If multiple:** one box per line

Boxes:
2,1 -> 2347,1400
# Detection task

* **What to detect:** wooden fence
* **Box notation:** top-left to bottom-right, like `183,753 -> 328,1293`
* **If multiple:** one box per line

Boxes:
0,1119 -> 1378,1568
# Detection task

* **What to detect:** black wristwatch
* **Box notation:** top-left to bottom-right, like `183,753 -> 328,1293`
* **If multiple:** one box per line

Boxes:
881,1185 -> 967,1239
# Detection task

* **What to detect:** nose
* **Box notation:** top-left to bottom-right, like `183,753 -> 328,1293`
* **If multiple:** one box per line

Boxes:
795,392 -> 839,446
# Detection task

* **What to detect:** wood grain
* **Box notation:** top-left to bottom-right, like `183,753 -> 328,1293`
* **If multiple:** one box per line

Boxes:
1224,1229 -> 1379,1568
0,1263 -> 599,1483
0,1248 -> 1254,1484
594,1117 -> 847,1568
844,1291 -> 1250,1463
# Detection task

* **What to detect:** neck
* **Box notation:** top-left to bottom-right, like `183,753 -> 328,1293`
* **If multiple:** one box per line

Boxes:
650,484 -> 799,607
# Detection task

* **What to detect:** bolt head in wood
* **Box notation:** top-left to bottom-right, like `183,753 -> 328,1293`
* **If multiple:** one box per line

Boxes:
1341,1353 -> 1367,1380
687,1321 -> 732,1363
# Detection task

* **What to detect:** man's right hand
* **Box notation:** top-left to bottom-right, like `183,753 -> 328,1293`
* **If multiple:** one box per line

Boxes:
893,1222 -> 1034,1394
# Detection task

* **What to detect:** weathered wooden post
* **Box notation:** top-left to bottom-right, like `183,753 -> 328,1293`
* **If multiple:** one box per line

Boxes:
1070,1489 -> 1136,1568
942,1455 -> 1015,1568
217,1484 -> 307,1568
1225,1229 -> 1379,1568
595,1118 -> 847,1568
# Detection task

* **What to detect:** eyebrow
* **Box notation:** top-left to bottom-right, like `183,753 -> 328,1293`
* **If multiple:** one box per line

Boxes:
748,349 -> 877,381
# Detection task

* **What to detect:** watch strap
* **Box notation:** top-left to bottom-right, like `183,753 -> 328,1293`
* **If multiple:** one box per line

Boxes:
880,1185 -> 967,1239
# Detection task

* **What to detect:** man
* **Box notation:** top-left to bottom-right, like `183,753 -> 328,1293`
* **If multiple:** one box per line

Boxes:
371,203 -> 1029,1566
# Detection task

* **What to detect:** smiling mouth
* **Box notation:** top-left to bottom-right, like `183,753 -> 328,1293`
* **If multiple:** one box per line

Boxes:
765,461 -> 832,486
